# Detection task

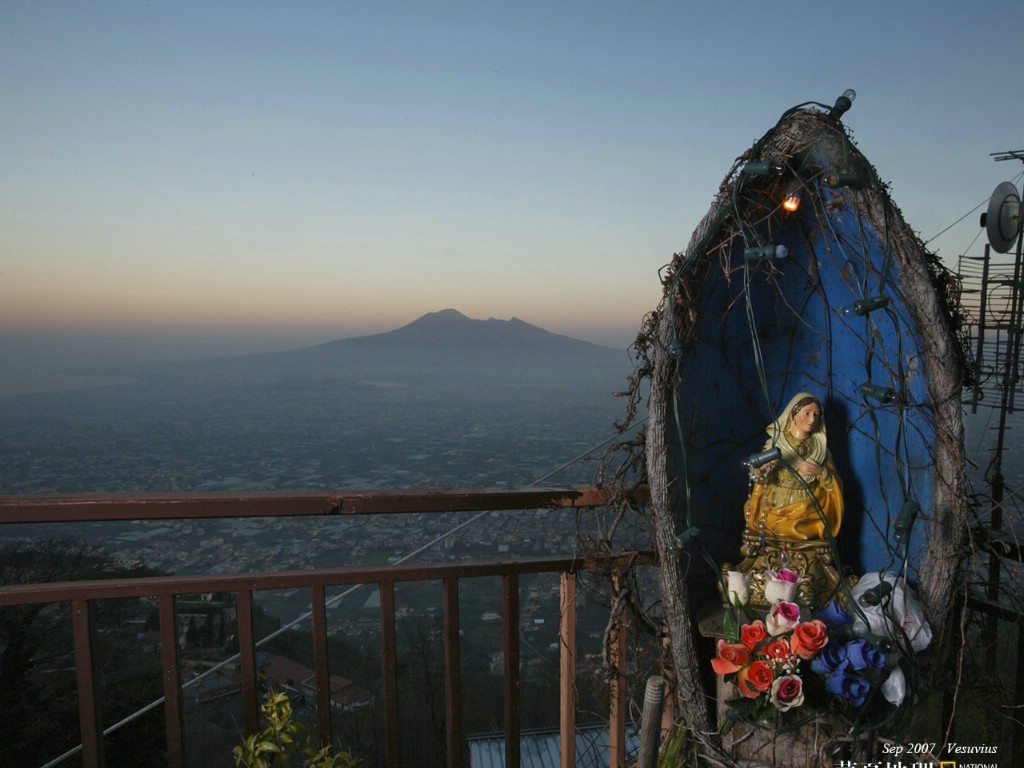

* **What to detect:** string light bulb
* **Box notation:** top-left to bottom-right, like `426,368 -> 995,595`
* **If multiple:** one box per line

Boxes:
860,382 -> 895,403
744,244 -> 789,260
826,170 -> 863,188
858,579 -> 893,607
894,500 -> 920,544
672,525 -> 701,549
829,88 -> 856,120
742,160 -> 783,177
843,295 -> 890,317
781,177 -> 802,213
744,446 -> 781,469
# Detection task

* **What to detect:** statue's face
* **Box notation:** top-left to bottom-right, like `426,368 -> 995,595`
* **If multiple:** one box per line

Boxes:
792,402 -> 821,436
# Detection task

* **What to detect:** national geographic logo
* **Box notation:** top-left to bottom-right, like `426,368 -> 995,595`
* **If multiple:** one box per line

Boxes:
832,762 -> 1001,768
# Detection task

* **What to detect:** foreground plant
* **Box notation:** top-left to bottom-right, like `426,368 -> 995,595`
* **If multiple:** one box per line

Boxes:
233,690 -> 363,768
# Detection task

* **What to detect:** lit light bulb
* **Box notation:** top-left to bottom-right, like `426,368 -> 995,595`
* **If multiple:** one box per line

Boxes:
781,177 -> 802,213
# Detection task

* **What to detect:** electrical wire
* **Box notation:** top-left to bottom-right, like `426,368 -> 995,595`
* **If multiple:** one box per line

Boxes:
923,168 -> 1024,248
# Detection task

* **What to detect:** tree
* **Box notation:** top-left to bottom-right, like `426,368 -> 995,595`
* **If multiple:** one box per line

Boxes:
0,538 -> 165,766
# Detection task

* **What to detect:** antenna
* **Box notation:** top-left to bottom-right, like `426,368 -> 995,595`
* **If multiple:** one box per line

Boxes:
991,149 -> 1024,163
983,181 -> 1022,254
964,150 -> 1024,669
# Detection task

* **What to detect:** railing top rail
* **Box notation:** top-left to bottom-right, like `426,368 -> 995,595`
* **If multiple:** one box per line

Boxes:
0,484 -> 648,524
0,552 -> 657,607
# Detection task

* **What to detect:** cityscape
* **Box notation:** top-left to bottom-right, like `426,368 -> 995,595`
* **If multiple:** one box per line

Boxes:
0,315 -> 651,766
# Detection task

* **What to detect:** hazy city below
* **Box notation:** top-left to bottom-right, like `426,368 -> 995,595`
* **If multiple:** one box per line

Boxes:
0,310 -> 645,601
0,311 -> 652,766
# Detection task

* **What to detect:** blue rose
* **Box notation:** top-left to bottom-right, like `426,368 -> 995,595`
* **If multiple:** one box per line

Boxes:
845,638 -> 885,670
824,670 -> 871,707
810,642 -> 849,675
814,599 -> 852,630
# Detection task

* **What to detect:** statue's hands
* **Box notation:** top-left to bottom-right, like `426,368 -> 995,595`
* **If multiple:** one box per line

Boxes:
795,459 -> 823,477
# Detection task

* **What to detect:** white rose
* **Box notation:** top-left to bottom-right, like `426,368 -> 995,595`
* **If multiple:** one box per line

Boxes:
726,570 -> 751,607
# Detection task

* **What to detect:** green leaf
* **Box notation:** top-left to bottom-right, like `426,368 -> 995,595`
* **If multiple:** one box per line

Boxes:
722,609 -> 739,642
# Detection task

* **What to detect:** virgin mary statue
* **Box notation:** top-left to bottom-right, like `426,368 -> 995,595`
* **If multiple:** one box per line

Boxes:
744,392 -> 843,541
723,392 -> 853,609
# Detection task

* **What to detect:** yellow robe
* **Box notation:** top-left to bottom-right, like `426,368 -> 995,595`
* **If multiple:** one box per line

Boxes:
744,437 -> 843,541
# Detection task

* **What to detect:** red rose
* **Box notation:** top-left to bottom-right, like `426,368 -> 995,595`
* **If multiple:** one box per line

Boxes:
790,620 -> 829,660
761,637 -> 791,662
737,660 -> 774,697
711,639 -> 751,675
740,620 -> 767,650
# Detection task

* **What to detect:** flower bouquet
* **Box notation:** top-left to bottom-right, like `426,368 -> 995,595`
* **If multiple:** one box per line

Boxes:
714,568 -> 908,730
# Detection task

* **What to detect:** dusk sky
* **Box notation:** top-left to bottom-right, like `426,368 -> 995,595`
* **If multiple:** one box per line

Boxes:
4,1 -> 1024,368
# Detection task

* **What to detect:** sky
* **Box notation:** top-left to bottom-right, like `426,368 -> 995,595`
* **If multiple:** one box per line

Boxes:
3,1 -> 1024,372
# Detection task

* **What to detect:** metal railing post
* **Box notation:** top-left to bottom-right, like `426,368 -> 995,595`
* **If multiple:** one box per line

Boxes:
71,599 -> 104,768
158,592 -> 185,767
503,573 -> 521,768
236,590 -> 260,736
443,577 -> 463,768
311,583 -> 333,748
380,581 -> 401,768
559,572 -> 577,768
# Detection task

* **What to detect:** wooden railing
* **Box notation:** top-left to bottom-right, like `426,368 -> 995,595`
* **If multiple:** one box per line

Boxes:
0,486 -> 653,768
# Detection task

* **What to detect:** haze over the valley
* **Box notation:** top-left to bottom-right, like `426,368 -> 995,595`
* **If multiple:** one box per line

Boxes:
0,310 -> 639,495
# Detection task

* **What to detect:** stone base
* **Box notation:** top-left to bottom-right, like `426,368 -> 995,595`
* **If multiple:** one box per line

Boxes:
716,678 -> 850,768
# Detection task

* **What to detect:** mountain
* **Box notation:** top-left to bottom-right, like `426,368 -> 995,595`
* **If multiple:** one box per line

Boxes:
114,309 -> 634,394
315,308 -> 617,354
263,308 -> 630,385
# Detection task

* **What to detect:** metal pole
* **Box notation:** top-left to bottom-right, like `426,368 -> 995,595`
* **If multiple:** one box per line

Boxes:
1004,229 -> 1024,412
972,245 -> 990,412
559,572 -> 577,768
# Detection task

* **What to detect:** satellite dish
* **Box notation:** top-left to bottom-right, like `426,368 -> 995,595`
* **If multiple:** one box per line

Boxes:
985,181 -> 1022,254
